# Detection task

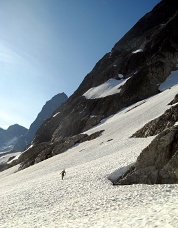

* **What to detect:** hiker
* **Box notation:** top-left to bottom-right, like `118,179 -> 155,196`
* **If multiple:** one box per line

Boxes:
60,169 -> 66,180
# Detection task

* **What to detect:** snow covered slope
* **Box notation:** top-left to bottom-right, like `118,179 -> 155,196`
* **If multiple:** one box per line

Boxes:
0,151 -> 21,166
83,78 -> 130,99
0,85 -> 178,228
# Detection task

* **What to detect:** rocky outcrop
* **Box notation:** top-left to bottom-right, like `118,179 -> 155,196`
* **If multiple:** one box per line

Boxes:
169,94 -> 178,105
0,124 -> 28,152
17,130 -> 104,170
111,93 -> 178,185
132,95 -> 178,137
113,126 -> 178,185
13,93 -> 68,151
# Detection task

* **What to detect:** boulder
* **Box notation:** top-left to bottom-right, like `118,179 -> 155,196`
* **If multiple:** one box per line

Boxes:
114,126 -> 178,185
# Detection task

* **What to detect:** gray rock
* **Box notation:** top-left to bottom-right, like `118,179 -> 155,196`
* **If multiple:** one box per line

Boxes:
132,98 -> 178,137
114,126 -> 178,185
17,130 -> 104,170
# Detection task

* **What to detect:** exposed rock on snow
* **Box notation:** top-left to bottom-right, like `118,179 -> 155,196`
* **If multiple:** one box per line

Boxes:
108,163 -> 134,183
169,93 -> 178,105
0,151 -> 21,172
18,130 -> 104,170
114,126 -> 178,185
114,93 -> 178,185
132,96 -> 178,137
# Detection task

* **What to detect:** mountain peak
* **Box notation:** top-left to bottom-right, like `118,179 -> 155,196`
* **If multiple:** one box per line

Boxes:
0,124 -> 28,152
13,92 -> 68,151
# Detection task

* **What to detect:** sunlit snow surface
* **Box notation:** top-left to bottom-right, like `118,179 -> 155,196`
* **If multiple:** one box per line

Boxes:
83,78 -> 130,99
132,48 -> 143,54
0,151 -> 21,165
0,86 -> 178,227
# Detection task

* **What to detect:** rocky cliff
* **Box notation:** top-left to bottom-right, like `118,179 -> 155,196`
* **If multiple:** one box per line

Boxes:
114,125 -> 178,184
113,93 -> 178,185
13,93 -> 68,151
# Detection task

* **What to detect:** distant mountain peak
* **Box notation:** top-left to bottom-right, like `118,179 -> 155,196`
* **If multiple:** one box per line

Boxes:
13,92 -> 68,151
0,124 -> 28,152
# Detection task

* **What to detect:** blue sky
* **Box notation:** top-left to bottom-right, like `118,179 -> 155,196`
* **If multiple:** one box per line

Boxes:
0,0 -> 160,129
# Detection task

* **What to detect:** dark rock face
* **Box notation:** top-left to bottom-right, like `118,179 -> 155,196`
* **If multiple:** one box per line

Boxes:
113,126 -> 178,185
17,130 -> 104,170
0,124 -> 28,152
6,0 -> 178,172
13,93 -> 68,151
113,93 -> 178,185
132,96 -> 178,137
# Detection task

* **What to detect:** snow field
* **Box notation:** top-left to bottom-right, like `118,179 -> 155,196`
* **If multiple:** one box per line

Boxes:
0,85 -> 178,227
0,151 -> 21,166
83,78 -> 130,99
